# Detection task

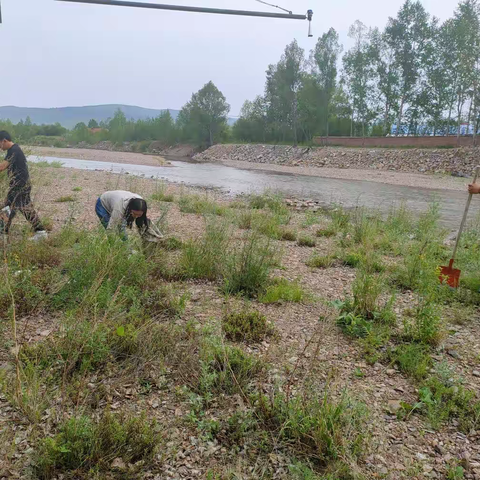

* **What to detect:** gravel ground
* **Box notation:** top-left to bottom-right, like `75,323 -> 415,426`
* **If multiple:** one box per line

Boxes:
29,146 -> 168,166
1,165 -> 480,479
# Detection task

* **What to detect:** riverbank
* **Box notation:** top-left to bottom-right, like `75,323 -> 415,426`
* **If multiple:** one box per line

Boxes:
194,144 -> 480,178
30,146 -> 470,191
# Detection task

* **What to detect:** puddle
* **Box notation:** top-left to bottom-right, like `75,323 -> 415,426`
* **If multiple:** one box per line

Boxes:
28,155 -> 480,229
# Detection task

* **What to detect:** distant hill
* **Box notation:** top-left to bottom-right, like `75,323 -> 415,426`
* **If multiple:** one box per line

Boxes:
0,104 -> 237,129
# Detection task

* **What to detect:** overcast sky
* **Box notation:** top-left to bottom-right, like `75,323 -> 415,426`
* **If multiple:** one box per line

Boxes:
2,0 -> 457,116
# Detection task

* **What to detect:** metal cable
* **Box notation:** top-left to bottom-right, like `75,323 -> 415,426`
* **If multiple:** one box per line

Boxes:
254,0 -> 292,15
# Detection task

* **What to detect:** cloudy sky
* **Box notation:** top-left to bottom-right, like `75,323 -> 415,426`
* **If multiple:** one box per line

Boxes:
2,0 -> 457,115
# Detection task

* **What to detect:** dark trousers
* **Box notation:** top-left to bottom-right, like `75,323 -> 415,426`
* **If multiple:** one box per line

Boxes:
3,186 -> 44,233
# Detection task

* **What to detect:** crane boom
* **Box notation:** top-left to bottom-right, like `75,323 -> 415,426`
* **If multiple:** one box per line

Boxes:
56,0 -> 308,20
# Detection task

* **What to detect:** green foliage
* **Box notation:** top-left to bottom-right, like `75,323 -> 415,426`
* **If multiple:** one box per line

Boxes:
280,229 -> 297,241
418,377 -> 480,432
402,298 -> 444,346
34,411 -> 160,478
151,181 -> 174,203
177,81 -> 230,146
258,278 -> 306,304
389,344 -> 432,381
316,226 -> 337,238
222,309 -> 274,342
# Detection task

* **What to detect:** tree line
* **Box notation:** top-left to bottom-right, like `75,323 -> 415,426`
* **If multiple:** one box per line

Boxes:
235,0 -> 480,144
1,0 -> 479,148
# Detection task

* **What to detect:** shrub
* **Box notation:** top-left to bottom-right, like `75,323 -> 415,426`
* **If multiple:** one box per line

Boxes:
258,278 -> 306,304
336,311 -> 372,338
237,211 -> 253,230
34,411 -> 160,479
223,232 -> 279,297
297,235 -> 316,247
222,310 -> 274,342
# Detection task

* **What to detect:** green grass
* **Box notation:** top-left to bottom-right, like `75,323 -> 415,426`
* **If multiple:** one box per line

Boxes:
307,253 -> 336,269
34,411 -> 160,478
389,343 -> 432,381
72,187 -> 82,192
179,193 -> 226,215
316,225 -> 337,237
258,278 -> 306,304
31,160 -> 64,168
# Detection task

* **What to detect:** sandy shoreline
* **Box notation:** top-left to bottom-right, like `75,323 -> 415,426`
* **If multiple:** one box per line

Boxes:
28,146 -> 469,192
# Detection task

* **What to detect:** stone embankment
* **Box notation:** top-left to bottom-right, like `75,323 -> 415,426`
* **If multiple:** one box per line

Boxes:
193,144 -> 480,176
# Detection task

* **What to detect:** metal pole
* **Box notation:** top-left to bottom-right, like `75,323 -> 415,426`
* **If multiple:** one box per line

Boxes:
0,2 -> 2,24
56,0 -> 307,20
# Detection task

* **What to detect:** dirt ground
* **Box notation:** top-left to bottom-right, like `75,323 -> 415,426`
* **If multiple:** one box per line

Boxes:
1,165 -> 480,479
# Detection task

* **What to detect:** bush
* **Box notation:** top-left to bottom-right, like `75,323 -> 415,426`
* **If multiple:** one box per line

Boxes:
297,235 -> 316,247
223,232 -> 279,297
34,411 -> 160,478
222,310 -> 274,342
403,299 -> 444,346
258,278 -> 306,304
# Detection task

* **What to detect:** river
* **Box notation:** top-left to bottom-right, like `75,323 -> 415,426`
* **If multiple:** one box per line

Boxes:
28,155 -> 480,229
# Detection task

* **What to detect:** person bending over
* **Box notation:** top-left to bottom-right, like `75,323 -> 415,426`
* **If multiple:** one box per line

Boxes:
95,190 -> 149,239
0,131 -> 47,241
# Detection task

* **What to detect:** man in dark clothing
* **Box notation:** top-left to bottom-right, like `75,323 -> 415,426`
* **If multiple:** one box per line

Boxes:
0,131 -> 47,240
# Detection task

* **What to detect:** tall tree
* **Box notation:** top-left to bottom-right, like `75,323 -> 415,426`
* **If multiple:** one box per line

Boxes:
88,119 -> 99,129
369,27 -> 400,134
385,0 -> 430,135
451,0 -> 480,139
265,40 -> 305,146
342,20 -> 375,137
311,28 -> 343,136
178,81 -> 230,147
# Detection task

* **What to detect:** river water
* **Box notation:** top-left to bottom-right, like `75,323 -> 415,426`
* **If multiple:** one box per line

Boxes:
28,155 -> 480,229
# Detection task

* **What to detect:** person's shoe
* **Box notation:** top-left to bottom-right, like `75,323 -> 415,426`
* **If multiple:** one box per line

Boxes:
30,230 -> 48,242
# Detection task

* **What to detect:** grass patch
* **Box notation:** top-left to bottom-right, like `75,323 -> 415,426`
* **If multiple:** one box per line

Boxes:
55,195 -> 76,203
280,228 -> 297,241
223,232 -> 279,298
222,309 -> 274,342
307,253 -> 336,269
179,193 -> 226,216
31,160 -> 64,168
297,235 -> 316,247
389,343 -> 432,381
316,225 -> 336,238
34,411 -> 160,479
72,187 -> 82,192
258,278 -> 306,304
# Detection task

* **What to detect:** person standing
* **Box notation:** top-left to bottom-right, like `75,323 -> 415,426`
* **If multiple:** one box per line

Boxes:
0,131 -> 47,241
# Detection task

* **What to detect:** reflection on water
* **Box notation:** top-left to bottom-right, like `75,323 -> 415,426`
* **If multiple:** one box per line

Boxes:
28,155 -> 479,229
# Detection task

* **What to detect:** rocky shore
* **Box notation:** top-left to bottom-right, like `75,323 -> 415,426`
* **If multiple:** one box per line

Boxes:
193,144 -> 480,176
